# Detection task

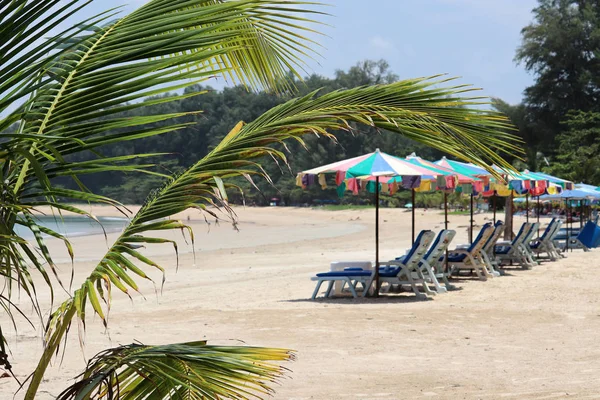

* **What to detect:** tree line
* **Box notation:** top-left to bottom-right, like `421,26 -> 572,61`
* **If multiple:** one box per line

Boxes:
72,0 -> 599,206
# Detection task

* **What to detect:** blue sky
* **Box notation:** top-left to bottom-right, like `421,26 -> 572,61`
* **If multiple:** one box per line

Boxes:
85,0 -> 538,104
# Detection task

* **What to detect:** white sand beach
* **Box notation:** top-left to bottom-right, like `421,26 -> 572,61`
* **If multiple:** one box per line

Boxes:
3,206 -> 600,399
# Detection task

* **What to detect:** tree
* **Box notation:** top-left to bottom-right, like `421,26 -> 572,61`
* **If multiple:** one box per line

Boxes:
1,1 -> 521,399
492,98 -> 544,171
515,0 -> 600,151
546,110 -> 600,184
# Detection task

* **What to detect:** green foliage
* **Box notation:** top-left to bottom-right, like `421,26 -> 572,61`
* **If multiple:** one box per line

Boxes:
546,110 -> 600,184
56,341 -> 294,400
515,0 -> 600,150
73,60 -> 455,205
1,2 -> 522,400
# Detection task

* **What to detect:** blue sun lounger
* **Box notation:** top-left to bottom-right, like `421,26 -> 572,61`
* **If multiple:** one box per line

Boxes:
494,222 -> 537,269
446,223 -> 495,280
310,230 -> 434,299
530,218 -> 562,260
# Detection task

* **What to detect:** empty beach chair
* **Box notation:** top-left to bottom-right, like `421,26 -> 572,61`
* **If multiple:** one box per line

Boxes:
310,231 -> 435,299
481,220 -> 505,277
376,230 -> 436,298
521,222 -> 541,266
390,229 -> 457,293
494,223 -> 536,269
418,229 -> 457,292
530,218 -> 562,260
446,223 -> 495,280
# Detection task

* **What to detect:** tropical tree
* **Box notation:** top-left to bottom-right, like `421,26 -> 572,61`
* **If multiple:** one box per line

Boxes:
515,0 -> 600,150
1,1 -> 521,399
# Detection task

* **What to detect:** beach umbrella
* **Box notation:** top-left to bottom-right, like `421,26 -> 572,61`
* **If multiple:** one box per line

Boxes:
435,157 -> 493,244
540,189 -> 600,251
344,150 -> 453,293
300,149 -> 443,296
405,153 -> 480,232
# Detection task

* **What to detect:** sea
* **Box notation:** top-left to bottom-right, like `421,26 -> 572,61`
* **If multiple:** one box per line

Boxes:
14,215 -> 129,240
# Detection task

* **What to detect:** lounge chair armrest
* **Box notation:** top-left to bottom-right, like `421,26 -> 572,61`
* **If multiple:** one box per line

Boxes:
380,261 -> 403,266
449,249 -> 470,255
454,244 -> 470,250
496,240 -> 511,245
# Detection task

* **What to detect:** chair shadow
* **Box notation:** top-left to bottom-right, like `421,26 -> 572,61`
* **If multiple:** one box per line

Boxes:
285,293 -> 437,304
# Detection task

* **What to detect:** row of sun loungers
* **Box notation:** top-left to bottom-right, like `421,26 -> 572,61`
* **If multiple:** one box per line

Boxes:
311,217 -> 569,299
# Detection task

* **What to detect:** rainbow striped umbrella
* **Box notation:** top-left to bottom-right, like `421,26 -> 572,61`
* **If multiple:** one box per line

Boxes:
301,149 -> 452,296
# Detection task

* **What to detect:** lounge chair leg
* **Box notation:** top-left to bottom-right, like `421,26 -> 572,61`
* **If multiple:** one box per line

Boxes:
346,278 -> 358,298
405,271 -> 427,299
325,280 -> 335,297
422,262 -> 446,293
312,280 -> 324,300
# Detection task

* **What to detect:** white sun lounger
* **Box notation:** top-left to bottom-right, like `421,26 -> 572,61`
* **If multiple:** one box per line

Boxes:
530,218 -> 562,261
418,229 -> 457,292
447,223 -> 495,280
481,220 -> 505,277
495,223 -> 537,269
310,231 -> 434,299
375,230 -> 436,298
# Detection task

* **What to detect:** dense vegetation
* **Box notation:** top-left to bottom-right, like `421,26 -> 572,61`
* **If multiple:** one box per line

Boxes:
71,60 -> 456,206
504,0 -> 600,181
76,0 -> 600,206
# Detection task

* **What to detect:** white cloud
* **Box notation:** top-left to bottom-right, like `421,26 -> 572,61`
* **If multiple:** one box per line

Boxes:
369,35 -> 394,51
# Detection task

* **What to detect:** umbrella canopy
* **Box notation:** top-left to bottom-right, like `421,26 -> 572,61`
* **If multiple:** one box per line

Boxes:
523,170 -> 574,189
576,183 -> 599,192
406,154 -> 479,184
345,150 -> 440,178
435,156 -> 491,177
540,189 -> 600,200
301,152 -> 373,175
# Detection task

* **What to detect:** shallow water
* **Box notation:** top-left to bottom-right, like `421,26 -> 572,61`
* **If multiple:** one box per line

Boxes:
14,215 -> 128,240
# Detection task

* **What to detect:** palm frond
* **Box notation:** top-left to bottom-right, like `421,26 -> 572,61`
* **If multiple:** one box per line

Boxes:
56,341 -> 294,400
45,76 -> 521,338
6,0 -> 323,196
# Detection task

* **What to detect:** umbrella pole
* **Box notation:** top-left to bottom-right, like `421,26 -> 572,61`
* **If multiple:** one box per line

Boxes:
469,193 -> 474,245
444,192 -> 449,273
412,189 -> 415,245
510,191 -> 514,239
565,199 -> 569,252
374,176 -> 380,296
536,196 -> 542,240
526,194 -> 529,223
580,200 -> 583,230
493,194 -> 497,222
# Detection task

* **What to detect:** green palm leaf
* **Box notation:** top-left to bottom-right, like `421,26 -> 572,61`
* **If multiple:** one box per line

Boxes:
56,341 -> 294,400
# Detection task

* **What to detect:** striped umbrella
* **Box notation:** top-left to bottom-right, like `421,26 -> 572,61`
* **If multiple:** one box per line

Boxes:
301,149 -> 450,296
434,157 -> 494,243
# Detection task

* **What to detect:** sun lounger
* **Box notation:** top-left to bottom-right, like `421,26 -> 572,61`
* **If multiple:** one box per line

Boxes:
418,229 -> 457,292
389,229 -> 456,294
310,230 -> 435,299
310,268 -> 372,299
530,218 -> 562,260
521,222 -> 541,266
446,223 -> 495,280
376,230 -> 436,298
494,223 -> 536,269
481,220 -> 505,277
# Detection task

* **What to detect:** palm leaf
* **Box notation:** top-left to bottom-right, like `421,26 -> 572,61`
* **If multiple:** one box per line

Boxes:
56,341 -> 294,400
35,77 -> 521,381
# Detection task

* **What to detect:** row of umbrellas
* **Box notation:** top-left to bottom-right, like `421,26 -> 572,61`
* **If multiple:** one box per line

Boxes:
299,149 -> 593,293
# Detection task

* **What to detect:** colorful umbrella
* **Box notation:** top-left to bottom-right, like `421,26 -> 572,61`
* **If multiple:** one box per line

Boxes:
300,149 -> 454,296
434,157 -> 495,243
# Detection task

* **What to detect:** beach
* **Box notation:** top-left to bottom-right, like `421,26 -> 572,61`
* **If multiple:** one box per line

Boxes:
3,205 -> 600,399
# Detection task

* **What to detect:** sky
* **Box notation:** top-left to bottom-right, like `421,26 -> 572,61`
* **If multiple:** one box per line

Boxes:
79,0 -> 539,104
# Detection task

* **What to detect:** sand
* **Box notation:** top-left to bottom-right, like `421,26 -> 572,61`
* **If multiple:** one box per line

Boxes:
2,205 -> 600,399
